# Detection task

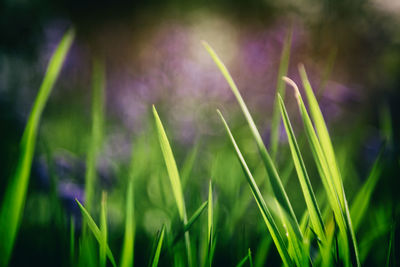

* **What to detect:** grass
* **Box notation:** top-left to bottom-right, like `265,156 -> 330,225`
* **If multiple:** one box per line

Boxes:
0,28 -> 75,266
0,28 -> 396,267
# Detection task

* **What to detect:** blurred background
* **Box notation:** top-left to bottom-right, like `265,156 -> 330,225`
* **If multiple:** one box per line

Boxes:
0,0 -> 399,266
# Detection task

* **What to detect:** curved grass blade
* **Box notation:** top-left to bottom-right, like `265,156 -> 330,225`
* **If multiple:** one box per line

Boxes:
278,94 -> 326,244
149,225 -> 166,267
0,28 -> 75,266
217,110 -> 292,266
298,66 -> 360,266
203,41 -> 301,239
120,180 -> 135,267
75,199 -> 117,267
270,28 -> 293,160
152,106 -> 192,266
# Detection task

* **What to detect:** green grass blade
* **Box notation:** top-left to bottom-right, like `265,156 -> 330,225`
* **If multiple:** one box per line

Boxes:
350,153 -> 382,232
184,201 -> 208,233
236,253 -> 249,267
217,110 -> 292,267
385,223 -> 395,267
152,105 -> 186,220
208,180 -> 213,247
248,248 -> 254,267
173,201 -> 208,245
278,94 -> 326,243
298,66 -> 360,266
181,144 -> 199,190
0,28 -> 75,266
100,192 -> 108,267
152,106 -> 192,266
120,180 -> 135,267
203,41 -> 301,239
150,225 -> 166,267
85,58 -> 105,214
76,199 -> 117,267
205,180 -> 214,267
270,28 -> 293,160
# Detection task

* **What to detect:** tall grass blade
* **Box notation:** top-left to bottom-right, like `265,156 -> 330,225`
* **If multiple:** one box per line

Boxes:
100,192 -> 108,267
278,94 -> 325,243
75,199 -> 117,267
85,58 -> 105,214
149,225 -> 166,267
0,28 -> 75,266
203,42 -> 301,239
120,180 -> 135,267
152,106 -> 192,266
217,110 -> 292,266
207,180 -> 213,260
298,65 -> 360,266
270,28 -> 293,160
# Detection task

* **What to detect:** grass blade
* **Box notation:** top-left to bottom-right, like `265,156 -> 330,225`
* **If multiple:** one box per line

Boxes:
217,110 -> 292,266
149,225 -> 166,267
75,199 -> 117,267
152,105 -> 192,266
85,58 -> 105,214
208,180 -> 213,251
278,94 -> 326,244
298,65 -> 360,266
270,28 -> 293,160
350,152 -> 383,232
120,180 -> 135,267
100,192 -> 108,267
173,201 -> 208,245
203,41 -> 301,239
0,28 -> 75,266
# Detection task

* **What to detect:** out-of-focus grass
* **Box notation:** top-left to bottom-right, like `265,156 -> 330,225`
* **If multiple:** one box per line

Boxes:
0,28 -> 75,266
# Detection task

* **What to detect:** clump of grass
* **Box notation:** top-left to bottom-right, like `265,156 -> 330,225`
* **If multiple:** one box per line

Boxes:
0,29 -> 393,267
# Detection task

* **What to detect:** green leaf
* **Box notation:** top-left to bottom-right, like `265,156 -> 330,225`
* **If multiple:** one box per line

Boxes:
270,28 -> 293,160
152,105 -> 192,266
0,28 -> 75,266
149,225 -> 166,267
217,110 -> 292,267
203,41 -> 301,239
75,199 -> 117,267
278,94 -> 325,244
120,180 -> 135,267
